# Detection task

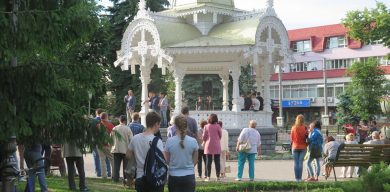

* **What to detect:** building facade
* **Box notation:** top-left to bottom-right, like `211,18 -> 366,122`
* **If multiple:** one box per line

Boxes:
270,24 -> 390,125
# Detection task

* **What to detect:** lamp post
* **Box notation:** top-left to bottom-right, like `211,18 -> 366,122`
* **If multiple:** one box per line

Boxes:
322,58 -> 330,133
276,61 -> 284,127
88,91 -> 93,117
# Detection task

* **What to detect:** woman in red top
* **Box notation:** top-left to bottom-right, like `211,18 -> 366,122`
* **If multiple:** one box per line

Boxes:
202,113 -> 222,181
290,114 -> 308,181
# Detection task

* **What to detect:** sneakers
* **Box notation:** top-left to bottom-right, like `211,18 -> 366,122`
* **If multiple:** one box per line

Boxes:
204,177 -> 210,182
235,178 -> 242,181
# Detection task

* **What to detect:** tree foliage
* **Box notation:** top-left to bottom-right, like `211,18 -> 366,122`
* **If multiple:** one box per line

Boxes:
336,92 -> 359,126
345,59 -> 387,121
343,2 -> 390,49
0,0 -> 107,149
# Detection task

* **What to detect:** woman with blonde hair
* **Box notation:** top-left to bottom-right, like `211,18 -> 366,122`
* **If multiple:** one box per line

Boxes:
290,114 -> 308,181
165,115 -> 199,192
340,133 -> 358,178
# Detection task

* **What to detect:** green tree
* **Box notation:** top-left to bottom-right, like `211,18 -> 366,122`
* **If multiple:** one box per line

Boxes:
104,0 -> 170,116
0,0 -> 107,148
239,65 -> 255,95
336,92 -> 359,126
343,2 -> 390,49
346,58 -> 387,121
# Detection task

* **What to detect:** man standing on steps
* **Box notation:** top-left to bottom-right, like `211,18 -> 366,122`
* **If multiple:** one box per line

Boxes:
124,90 -> 136,122
158,92 -> 168,128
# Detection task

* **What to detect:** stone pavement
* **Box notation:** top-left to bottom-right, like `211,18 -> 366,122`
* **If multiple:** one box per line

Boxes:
75,153 -> 350,182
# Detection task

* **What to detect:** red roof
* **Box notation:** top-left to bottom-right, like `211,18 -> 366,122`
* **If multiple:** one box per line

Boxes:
270,66 -> 390,81
288,24 -> 362,52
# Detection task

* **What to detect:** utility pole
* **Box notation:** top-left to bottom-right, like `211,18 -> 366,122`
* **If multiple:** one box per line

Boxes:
322,57 -> 330,133
276,61 -> 284,128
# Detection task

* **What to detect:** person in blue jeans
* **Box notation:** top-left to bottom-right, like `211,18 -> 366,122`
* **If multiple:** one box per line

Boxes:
235,120 -> 262,181
306,120 -> 323,182
24,143 -> 48,192
290,114 -> 308,182
93,108 -> 111,177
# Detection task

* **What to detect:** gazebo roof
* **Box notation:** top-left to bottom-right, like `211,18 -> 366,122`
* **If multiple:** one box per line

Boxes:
154,20 -> 202,48
208,17 -> 261,45
153,13 -> 261,48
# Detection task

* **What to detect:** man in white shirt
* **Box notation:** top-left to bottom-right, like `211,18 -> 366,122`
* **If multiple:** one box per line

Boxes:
127,112 -> 164,192
111,115 -> 133,182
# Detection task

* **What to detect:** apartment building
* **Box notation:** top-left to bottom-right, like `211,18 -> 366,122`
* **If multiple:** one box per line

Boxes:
270,24 -> 390,125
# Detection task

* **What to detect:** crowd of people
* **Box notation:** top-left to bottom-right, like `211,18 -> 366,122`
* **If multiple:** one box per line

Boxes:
11,102 -> 263,192
290,114 -> 388,182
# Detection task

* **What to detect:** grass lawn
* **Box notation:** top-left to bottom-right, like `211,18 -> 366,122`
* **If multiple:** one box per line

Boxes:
15,176 -> 352,192
16,177 -> 135,192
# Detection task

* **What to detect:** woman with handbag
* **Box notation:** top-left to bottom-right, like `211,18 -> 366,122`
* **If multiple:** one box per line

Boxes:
290,114 -> 308,182
235,120 -> 261,181
306,120 -> 323,182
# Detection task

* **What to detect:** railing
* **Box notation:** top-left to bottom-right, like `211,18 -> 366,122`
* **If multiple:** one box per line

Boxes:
189,110 -> 273,129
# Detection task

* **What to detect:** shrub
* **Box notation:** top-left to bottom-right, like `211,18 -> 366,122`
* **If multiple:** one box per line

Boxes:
360,162 -> 390,192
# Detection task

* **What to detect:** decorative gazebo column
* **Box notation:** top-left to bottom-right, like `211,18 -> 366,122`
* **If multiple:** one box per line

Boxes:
220,74 -> 230,111
139,66 -> 151,126
230,65 -> 241,112
174,68 -> 184,115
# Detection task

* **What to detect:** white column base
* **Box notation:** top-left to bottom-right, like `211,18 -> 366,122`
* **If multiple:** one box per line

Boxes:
322,115 -> 329,126
276,116 -> 284,127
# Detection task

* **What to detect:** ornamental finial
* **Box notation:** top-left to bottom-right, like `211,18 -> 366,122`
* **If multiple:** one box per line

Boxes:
139,0 -> 146,10
267,0 -> 274,8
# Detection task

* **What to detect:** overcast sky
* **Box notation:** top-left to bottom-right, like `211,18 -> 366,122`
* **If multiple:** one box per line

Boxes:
99,0 -> 390,29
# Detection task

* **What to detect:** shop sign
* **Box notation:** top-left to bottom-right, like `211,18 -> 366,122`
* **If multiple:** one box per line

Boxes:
282,99 -> 311,108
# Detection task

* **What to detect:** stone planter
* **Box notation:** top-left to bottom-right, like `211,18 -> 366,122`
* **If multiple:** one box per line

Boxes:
380,99 -> 390,114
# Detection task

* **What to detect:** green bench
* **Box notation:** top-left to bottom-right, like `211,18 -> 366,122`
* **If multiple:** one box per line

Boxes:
325,144 -> 390,181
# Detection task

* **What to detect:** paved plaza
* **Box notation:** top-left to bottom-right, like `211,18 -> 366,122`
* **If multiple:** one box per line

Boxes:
75,153 -> 350,182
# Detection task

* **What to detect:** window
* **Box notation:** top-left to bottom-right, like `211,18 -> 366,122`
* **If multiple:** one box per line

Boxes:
270,86 -> 279,99
326,59 -> 354,69
317,87 -> 324,97
308,85 -> 316,97
298,85 -> 308,98
283,85 -> 291,99
326,36 -> 346,49
335,86 -> 344,97
292,40 -> 311,52
291,85 -> 299,98
289,62 -> 309,72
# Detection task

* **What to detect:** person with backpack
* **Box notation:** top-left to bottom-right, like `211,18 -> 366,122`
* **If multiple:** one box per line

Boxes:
127,112 -> 166,192
165,115 -> 199,192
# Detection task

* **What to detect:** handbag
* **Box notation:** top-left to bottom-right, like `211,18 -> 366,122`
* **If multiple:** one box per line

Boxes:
309,144 -> 322,158
238,140 -> 251,152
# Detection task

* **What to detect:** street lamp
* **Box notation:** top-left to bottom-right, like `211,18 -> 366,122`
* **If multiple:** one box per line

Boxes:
88,91 -> 93,117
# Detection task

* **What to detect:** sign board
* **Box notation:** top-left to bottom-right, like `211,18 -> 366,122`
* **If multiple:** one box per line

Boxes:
282,99 -> 311,108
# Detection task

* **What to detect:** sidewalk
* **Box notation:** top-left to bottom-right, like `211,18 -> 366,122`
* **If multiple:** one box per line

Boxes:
79,153 -> 349,182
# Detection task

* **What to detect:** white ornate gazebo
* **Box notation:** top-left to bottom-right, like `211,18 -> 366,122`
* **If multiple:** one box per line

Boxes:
114,0 -> 290,129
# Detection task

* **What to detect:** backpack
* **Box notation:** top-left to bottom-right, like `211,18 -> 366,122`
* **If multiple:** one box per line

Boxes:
143,136 -> 167,189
